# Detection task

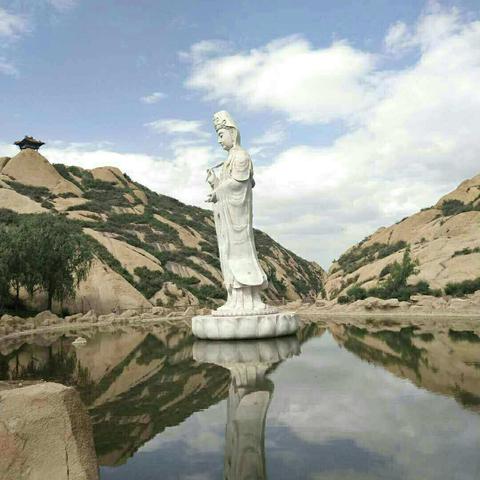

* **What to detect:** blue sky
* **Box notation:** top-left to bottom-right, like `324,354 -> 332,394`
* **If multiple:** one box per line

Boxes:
1,0 -> 480,268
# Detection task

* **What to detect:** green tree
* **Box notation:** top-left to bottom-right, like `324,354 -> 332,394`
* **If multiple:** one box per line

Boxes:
380,247 -> 419,300
0,221 -> 32,308
25,214 -> 93,310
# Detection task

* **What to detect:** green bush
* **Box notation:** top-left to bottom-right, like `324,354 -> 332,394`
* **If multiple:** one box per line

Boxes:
453,247 -> 480,257
337,241 -> 407,274
339,248 -> 443,303
6,181 -> 53,206
441,199 -> 480,217
445,278 -> 480,297
53,164 -> 83,190
346,285 -> 367,301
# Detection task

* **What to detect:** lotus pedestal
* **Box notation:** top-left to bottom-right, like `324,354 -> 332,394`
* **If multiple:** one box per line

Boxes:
191,311 -> 298,340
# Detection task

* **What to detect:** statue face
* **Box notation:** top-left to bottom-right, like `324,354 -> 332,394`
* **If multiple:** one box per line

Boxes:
217,128 -> 234,151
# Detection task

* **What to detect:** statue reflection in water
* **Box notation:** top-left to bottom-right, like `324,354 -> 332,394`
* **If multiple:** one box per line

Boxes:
194,336 -> 300,479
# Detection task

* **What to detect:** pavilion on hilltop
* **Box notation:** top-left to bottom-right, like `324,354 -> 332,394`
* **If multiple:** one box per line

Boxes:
14,136 -> 45,150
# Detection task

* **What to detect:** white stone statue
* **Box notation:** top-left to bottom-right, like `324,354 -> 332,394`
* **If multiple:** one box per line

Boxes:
193,336 -> 300,480
192,111 -> 298,339
206,111 -> 272,315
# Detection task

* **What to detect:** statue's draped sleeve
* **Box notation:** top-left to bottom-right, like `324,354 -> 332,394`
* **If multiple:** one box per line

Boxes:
214,148 -> 267,288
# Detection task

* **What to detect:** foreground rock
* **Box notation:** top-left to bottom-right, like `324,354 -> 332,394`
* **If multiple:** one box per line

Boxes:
0,382 -> 98,480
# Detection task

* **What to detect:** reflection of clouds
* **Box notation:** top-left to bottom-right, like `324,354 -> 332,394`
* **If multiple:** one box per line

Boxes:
267,332 -> 480,480
138,401 -> 226,455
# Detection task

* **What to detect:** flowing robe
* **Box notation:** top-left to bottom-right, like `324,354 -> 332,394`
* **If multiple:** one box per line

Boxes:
213,147 -> 267,290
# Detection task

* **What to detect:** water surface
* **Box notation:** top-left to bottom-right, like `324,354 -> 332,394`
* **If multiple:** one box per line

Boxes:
1,319 -> 479,479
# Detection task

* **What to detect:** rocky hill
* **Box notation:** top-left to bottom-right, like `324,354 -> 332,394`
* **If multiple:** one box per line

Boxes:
325,172 -> 480,300
0,145 -> 325,314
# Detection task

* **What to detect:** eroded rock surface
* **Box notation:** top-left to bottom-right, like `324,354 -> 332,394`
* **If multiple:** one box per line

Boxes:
0,382 -> 98,480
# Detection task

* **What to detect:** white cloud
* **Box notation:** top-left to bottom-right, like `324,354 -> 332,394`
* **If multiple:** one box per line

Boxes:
179,39 -> 231,64
146,119 -> 209,138
185,35 -> 376,124
181,6 -> 480,266
384,21 -> 412,53
0,7 -> 28,39
45,0 -> 78,10
268,331 -> 480,480
140,92 -> 166,104
0,139 -> 222,207
2,7 -> 480,269
0,57 -> 18,76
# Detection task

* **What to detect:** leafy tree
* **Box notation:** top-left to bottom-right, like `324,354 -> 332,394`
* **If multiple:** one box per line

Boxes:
0,221 -> 32,308
24,214 -> 93,310
380,247 -> 418,299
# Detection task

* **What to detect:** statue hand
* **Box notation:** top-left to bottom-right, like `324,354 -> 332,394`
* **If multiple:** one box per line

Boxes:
206,169 -> 217,187
205,191 -> 218,203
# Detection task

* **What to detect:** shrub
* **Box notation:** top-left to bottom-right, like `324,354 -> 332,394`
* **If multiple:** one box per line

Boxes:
441,199 -> 470,216
337,241 -> 407,274
339,249 -> 442,303
453,247 -> 480,257
6,181 -> 53,206
346,285 -> 367,301
441,199 -> 480,217
445,278 -> 480,297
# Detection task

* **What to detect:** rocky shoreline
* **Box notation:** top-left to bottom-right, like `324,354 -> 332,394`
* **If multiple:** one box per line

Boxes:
299,292 -> 480,316
0,305 -> 205,340
1,293 -> 479,342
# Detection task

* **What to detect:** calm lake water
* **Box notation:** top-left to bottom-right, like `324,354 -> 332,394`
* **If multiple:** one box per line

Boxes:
1,319 -> 479,479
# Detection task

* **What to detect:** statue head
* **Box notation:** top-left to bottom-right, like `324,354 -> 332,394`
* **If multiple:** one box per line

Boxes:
213,110 -> 241,151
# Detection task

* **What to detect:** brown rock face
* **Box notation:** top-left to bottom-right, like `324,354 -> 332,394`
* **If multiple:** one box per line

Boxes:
0,148 -> 324,312
0,382 -> 98,480
0,187 -> 47,214
324,171 -> 480,298
1,150 -> 82,196
64,259 -> 152,314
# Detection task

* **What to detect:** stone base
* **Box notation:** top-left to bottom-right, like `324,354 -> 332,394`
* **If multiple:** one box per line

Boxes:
191,311 -> 298,340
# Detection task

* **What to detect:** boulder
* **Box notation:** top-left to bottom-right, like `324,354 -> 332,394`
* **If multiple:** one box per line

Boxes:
152,306 -> 166,315
0,382 -> 98,480
119,309 -> 137,319
448,298 -> 473,310
34,310 -> 59,326
150,281 -> 199,307
98,313 -> 116,322
80,310 -> 97,323
1,314 -> 16,325
363,297 -> 381,310
379,298 -> 400,309
65,312 -> 83,323
63,259 -> 152,314
183,306 -> 197,316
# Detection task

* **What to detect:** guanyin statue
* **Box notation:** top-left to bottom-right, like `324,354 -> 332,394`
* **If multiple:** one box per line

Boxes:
191,111 -> 298,340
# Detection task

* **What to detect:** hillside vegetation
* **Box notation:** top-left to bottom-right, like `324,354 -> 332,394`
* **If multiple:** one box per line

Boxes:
0,148 -> 324,314
325,172 -> 480,302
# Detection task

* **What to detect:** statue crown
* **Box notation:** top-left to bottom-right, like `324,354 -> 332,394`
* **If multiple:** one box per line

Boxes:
213,110 -> 238,132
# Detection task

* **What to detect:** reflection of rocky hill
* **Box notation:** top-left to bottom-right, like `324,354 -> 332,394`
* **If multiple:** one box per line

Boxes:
330,323 -> 480,413
0,325 -> 230,465
0,322 -> 325,467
